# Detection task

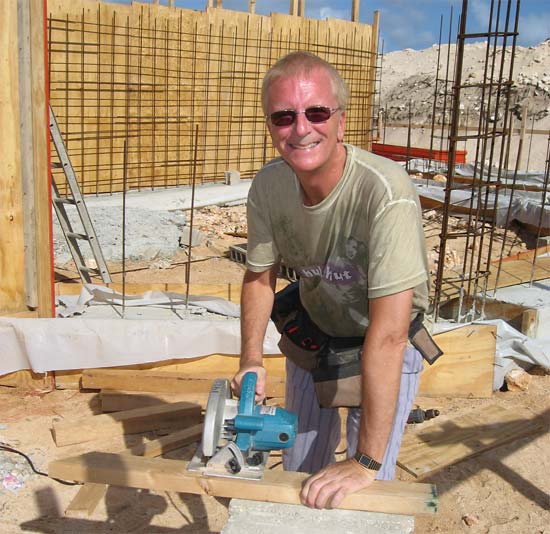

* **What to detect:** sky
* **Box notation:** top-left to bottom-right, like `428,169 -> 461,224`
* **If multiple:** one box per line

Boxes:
112,0 -> 549,52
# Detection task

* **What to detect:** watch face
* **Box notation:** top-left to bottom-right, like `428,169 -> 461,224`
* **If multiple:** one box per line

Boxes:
354,452 -> 382,471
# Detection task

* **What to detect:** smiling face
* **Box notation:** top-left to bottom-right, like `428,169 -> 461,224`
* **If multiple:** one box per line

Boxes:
265,67 -> 346,185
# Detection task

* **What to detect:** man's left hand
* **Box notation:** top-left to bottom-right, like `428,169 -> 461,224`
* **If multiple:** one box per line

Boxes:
300,458 -> 377,509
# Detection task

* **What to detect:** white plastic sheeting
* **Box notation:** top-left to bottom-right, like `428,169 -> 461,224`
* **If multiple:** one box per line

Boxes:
2,287 -> 548,390
0,317 -> 282,376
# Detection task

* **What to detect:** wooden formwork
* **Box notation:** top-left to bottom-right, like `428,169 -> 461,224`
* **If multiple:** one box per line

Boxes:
47,0 -> 378,195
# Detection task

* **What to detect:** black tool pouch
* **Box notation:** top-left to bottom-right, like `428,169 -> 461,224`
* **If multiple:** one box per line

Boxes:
271,283 -> 444,409
271,282 -> 328,371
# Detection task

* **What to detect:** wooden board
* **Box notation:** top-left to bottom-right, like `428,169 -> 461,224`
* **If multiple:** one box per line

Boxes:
65,424 -> 203,516
100,389 -> 286,412
50,452 -> 438,515
397,404 -> 545,479
418,324 -> 496,398
52,401 -> 202,447
0,0 -> 27,314
100,389 -> 212,412
81,369 -> 285,398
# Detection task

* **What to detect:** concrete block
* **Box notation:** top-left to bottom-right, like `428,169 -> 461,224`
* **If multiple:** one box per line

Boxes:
225,170 -> 241,186
179,226 -> 205,247
221,499 -> 414,534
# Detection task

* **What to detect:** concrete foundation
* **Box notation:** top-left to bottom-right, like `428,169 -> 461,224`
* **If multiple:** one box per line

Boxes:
221,499 -> 415,534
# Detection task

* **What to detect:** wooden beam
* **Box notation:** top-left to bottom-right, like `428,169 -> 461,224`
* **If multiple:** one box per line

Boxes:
418,324 -> 495,398
289,0 -> 298,16
0,0 -> 27,314
100,389 -> 286,412
52,401 -> 202,447
66,424 -> 203,516
81,369 -> 286,397
100,389 -> 212,412
398,404 -> 545,479
50,452 -> 438,515
351,0 -> 360,22
29,0 -> 54,317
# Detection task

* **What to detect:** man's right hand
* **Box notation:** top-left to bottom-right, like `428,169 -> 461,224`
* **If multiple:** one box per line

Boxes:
231,364 -> 267,402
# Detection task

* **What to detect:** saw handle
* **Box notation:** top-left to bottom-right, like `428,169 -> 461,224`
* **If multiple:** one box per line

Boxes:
239,371 -> 257,416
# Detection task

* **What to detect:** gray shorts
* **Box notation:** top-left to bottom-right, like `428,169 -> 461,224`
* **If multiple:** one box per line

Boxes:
282,346 -> 423,480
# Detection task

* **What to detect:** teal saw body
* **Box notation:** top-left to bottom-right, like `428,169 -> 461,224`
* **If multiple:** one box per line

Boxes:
188,371 -> 297,480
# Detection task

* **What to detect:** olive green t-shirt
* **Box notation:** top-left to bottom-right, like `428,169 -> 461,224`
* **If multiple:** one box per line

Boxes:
246,144 -> 429,337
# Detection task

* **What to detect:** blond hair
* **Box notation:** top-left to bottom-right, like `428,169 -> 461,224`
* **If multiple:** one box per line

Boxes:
261,51 -> 349,114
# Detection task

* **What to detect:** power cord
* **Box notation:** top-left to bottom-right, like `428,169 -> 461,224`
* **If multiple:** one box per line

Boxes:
0,443 -> 78,486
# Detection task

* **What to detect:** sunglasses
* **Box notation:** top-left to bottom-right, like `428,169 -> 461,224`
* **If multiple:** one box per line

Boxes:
268,106 -> 340,127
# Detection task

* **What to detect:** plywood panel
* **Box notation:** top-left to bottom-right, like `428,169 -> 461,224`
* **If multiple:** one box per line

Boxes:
418,324 -> 496,398
398,404 -> 545,479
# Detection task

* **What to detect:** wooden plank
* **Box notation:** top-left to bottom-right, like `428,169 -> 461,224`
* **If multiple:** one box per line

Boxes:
100,390 -> 286,412
0,0 -> 27,314
66,424 -> 203,516
100,389 -> 211,412
64,483 -> 109,517
397,404 -> 545,479
418,324 -> 495,398
50,452 -> 438,515
29,0 -> 54,317
51,401 -> 202,447
55,353 -> 286,391
81,369 -> 286,397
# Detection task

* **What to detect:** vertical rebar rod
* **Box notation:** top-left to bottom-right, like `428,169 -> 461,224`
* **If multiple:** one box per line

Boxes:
95,8 -> 101,194
176,11 -> 183,186
433,0 -> 467,319
163,18 -> 169,188
80,10 -> 85,192
137,7 -> 144,190
122,139 -> 128,318
428,15 -> 444,171
185,124 -> 199,309
529,132 -> 550,286
151,18 -> 158,189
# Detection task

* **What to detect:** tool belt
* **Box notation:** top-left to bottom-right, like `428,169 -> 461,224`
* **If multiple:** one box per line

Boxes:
270,282 -> 443,408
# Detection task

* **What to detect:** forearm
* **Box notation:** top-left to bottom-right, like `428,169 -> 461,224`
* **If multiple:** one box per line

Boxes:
240,267 -> 278,366
358,331 -> 407,461
357,290 -> 413,463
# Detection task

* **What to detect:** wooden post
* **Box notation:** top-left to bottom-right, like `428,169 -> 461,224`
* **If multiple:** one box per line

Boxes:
0,0 -> 53,320
28,0 -> 54,317
352,0 -> 360,22
249,0 -> 256,14
298,0 -> 305,17
290,0 -> 298,16
214,0 -> 222,7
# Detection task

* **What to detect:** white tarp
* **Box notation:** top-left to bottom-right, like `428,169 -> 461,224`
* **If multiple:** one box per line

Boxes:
0,317 -> 282,376
2,287 -> 548,390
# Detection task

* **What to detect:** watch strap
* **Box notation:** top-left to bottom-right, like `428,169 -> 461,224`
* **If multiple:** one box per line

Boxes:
353,452 -> 382,472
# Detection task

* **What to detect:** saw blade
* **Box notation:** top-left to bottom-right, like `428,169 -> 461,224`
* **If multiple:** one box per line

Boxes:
202,378 -> 232,457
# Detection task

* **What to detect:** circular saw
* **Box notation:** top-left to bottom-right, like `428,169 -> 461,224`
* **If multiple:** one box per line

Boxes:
188,371 -> 297,480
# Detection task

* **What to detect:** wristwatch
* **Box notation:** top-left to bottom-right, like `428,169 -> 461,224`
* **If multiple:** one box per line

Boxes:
353,452 -> 382,472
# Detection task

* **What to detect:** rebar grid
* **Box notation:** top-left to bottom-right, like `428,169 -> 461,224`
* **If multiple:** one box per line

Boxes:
48,3 -> 377,196
433,0 -> 521,321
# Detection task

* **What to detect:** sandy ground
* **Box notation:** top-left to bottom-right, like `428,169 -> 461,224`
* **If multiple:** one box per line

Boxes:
0,365 -> 548,533
2,218 -> 548,533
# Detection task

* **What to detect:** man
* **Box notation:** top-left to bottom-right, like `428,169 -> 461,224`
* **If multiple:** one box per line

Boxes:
231,51 -> 429,509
